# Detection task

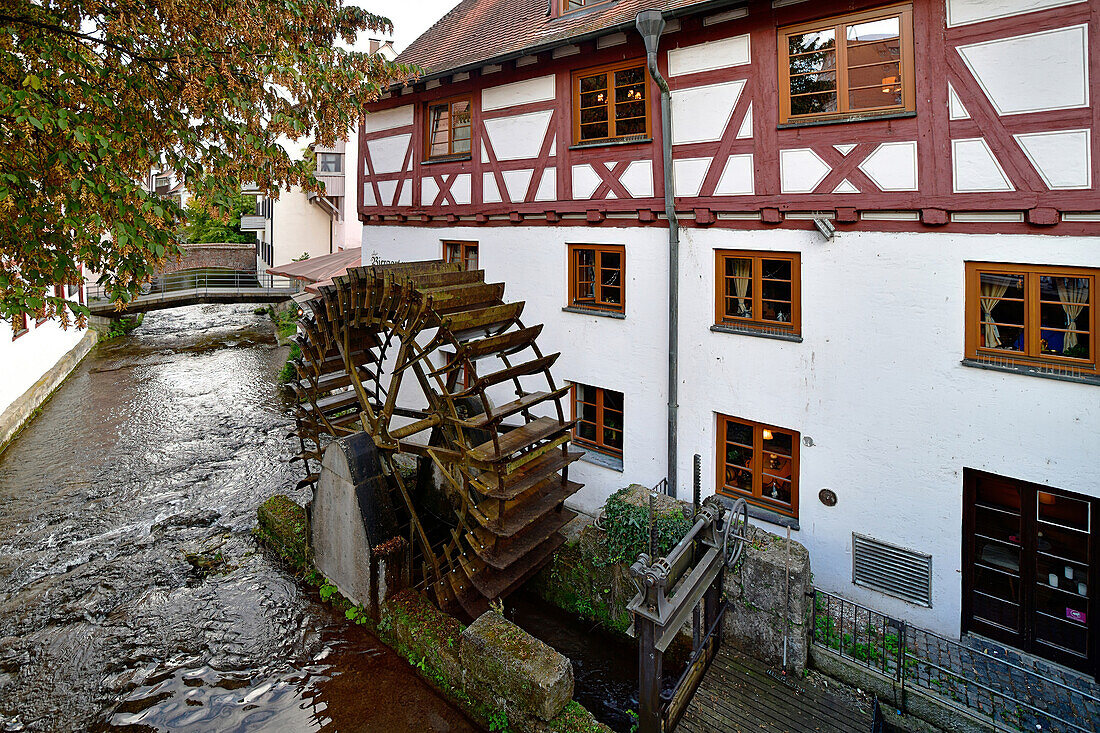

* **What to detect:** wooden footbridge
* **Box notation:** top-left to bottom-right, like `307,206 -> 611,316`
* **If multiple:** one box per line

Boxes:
628,486 -> 876,733
678,650 -> 875,733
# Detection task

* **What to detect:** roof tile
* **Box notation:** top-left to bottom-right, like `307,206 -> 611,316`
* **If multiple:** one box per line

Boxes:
398,0 -> 722,76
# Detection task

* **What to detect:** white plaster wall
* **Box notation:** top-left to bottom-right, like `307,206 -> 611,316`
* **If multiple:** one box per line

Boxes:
359,224 -> 1100,639
361,225 -> 670,514
676,228 -> 1100,637
334,127 -> 364,251
271,186 -> 333,266
0,318 -> 87,415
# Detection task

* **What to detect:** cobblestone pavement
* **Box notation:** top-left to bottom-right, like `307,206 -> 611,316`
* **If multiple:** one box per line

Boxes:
812,593 -> 1098,732
905,631 -> 1099,732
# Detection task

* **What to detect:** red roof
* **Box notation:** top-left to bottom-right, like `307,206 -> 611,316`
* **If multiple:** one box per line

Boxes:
398,0 -> 732,77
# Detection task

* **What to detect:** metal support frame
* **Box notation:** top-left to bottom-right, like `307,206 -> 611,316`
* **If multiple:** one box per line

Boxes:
628,486 -> 749,733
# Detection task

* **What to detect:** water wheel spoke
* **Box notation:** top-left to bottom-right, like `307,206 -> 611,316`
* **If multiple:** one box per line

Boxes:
291,261 -> 582,618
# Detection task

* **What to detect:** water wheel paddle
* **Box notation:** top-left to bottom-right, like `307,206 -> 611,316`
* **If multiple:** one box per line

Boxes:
288,261 -> 583,618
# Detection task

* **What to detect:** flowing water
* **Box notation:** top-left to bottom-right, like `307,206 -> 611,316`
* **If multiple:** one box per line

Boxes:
0,304 -> 480,732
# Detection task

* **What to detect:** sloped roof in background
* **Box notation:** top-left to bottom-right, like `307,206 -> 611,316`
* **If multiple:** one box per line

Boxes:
398,0 -> 735,77
267,247 -> 362,294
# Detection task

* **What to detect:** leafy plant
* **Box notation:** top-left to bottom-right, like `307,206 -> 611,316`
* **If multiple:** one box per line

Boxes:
598,487 -> 692,567
180,191 -> 258,244
319,583 -> 338,602
487,709 -> 509,732
0,0 -> 415,325
279,341 -> 301,383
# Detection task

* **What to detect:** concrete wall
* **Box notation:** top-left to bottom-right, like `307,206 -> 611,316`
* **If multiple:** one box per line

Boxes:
360,224 -> 1099,640
0,322 -> 95,450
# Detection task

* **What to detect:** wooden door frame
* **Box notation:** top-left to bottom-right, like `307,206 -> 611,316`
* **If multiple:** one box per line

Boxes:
962,468 -> 1098,677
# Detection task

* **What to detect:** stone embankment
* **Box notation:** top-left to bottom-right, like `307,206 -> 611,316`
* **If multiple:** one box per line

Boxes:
256,494 -> 611,733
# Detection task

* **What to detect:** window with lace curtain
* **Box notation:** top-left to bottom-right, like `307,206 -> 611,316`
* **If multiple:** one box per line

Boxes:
965,262 -> 1097,376
715,250 -> 801,335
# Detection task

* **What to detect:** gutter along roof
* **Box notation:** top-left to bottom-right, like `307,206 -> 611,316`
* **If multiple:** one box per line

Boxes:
397,0 -> 749,80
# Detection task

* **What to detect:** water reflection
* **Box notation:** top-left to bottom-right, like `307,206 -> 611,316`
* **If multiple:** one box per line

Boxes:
0,304 -> 479,732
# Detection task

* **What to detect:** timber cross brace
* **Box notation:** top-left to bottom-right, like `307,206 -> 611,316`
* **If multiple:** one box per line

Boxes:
628,495 -> 749,733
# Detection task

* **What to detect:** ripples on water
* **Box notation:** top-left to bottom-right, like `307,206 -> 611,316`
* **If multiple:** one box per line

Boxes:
0,304 -> 479,733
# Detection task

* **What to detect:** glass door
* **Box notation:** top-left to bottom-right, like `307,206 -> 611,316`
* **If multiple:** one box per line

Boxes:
964,470 -> 1096,676
1034,492 -> 1091,666
967,473 -> 1025,646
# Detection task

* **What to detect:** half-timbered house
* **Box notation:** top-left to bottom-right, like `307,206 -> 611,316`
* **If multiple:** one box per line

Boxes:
357,0 -> 1100,674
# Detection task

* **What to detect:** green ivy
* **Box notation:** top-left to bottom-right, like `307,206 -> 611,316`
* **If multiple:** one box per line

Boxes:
597,487 -> 692,567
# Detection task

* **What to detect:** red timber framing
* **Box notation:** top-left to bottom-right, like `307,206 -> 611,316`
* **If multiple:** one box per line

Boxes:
358,0 -> 1100,236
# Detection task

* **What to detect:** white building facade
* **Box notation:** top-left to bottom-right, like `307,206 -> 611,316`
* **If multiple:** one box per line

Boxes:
1,284 -> 94,451
356,0 -> 1100,675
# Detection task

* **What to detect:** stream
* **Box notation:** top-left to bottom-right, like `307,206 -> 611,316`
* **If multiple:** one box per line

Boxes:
0,304 -> 480,732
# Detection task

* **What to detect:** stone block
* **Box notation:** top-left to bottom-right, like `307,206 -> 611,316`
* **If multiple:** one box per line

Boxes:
459,611 -> 574,722
723,524 -> 812,672
311,433 -> 402,608
381,590 -> 464,684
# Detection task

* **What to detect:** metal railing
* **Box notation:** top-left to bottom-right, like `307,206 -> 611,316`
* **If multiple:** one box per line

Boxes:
812,589 -> 1100,732
87,270 -> 296,304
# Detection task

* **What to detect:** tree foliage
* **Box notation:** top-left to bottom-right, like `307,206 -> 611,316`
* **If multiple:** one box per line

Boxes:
181,192 -> 256,244
0,0 -> 414,324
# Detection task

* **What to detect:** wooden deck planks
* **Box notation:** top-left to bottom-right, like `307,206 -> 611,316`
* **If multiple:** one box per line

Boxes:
677,649 -> 873,733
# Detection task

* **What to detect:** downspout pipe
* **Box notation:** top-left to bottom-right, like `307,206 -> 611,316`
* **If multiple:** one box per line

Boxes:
636,10 -> 679,498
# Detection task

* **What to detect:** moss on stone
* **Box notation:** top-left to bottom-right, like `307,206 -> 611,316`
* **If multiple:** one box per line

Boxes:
256,494 -> 309,566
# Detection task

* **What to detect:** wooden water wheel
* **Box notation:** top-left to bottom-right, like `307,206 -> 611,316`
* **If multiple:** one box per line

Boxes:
288,260 -> 583,618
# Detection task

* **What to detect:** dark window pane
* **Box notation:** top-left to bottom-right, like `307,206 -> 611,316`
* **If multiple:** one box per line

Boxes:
762,429 -> 792,457
601,286 -> 621,304
580,74 -> 608,93
762,280 -> 791,302
603,389 -> 623,412
789,71 -> 837,96
761,476 -> 792,506
614,67 -> 645,88
790,91 -> 838,116
762,259 -> 791,281
580,93 -> 610,113
580,122 -> 609,141
725,420 -> 752,447
616,117 -> 646,136
578,421 -> 597,441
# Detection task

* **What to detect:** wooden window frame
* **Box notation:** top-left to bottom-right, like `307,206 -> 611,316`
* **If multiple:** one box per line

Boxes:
778,3 -> 915,125
714,250 -> 801,334
443,240 -> 479,271
568,244 -> 626,313
560,0 -> 614,15
965,262 -> 1098,376
717,415 -> 800,518
11,313 -> 29,340
571,383 -> 624,458
424,95 -> 473,160
572,59 -> 651,146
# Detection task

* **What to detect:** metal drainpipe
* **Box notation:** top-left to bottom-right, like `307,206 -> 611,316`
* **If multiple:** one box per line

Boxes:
636,10 -> 679,498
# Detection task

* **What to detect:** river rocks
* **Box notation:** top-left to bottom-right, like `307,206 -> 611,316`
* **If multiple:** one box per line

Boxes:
459,611 -> 574,722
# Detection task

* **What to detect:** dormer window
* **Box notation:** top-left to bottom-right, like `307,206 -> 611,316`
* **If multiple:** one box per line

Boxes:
572,61 -> 649,145
426,96 -> 472,159
561,0 -> 613,14
317,153 -> 343,173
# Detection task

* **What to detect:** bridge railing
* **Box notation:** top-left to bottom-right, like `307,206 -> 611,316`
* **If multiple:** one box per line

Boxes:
87,270 -> 298,305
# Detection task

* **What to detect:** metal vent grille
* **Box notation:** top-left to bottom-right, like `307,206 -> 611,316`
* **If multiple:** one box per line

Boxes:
852,534 -> 932,607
